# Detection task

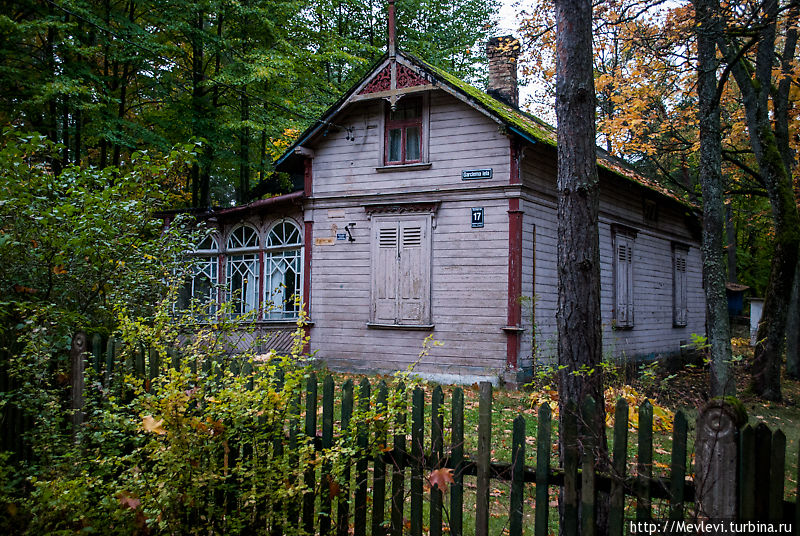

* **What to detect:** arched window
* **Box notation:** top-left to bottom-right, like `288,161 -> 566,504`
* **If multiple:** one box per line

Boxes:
177,233 -> 219,315
264,221 -> 303,320
226,225 -> 260,318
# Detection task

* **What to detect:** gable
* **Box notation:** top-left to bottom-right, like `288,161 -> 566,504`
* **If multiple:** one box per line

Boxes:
275,50 -> 695,213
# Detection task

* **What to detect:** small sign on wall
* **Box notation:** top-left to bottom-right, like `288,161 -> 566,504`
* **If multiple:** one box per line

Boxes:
336,232 -> 348,241
471,207 -> 484,228
462,168 -> 493,180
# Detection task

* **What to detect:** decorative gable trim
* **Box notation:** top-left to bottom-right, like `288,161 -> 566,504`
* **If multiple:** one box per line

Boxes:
359,64 -> 429,94
363,200 -> 441,217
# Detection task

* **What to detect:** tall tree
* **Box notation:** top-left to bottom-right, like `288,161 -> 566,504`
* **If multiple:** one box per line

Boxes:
716,0 -> 800,400
694,0 -> 734,396
554,0 -> 605,530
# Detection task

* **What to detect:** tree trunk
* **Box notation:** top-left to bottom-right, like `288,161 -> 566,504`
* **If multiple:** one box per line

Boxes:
786,259 -> 800,380
554,0 -> 606,532
695,0 -> 734,397
718,0 -> 800,400
726,202 -> 737,283
191,9 -> 206,208
238,91 -> 250,204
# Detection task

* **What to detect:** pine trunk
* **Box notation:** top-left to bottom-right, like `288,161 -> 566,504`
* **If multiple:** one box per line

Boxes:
554,0 -> 606,532
718,0 -> 800,401
695,0 -> 734,397
786,259 -> 800,380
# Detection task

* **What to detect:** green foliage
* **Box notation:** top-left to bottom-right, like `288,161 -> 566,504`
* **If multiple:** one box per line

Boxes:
0,0 -> 501,207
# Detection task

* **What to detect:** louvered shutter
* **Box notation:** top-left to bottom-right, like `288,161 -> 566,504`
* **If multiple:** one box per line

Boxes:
397,219 -> 429,324
373,223 -> 399,323
615,235 -> 634,327
673,249 -> 688,326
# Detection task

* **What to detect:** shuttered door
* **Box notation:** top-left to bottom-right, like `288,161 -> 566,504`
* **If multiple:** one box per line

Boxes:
398,219 -> 429,324
373,224 -> 399,323
615,235 -> 634,327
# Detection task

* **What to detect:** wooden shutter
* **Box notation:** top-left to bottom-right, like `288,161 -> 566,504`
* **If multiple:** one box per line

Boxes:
673,249 -> 688,326
373,223 -> 399,323
615,235 -> 634,327
397,219 -> 430,324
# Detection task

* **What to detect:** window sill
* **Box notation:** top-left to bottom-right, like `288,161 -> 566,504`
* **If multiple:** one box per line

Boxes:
612,324 -> 634,331
255,319 -> 315,327
502,326 -> 525,334
366,322 -> 434,331
376,163 -> 432,173
672,323 -> 687,329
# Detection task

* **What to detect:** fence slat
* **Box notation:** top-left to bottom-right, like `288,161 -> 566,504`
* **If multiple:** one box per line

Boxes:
476,381 -> 492,536
581,397 -> 596,536
390,383 -> 407,536
411,387 -> 424,536
609,398 -> 628,536
509,415 -> 526,536
169,347 -> 179,371
320,375 -> 335,536
91,334 -> 103,375
135,343 -> 145,378
637,400 -> 653,521
105,337 -> 115,385
739,424 -> 756,520
149,347 -> 160,384
337,380 -> 354,536
430,385 -> 444,536
372,381 -> 388,536
562,402 -> 579,536
769,429 -> 786,521
754,422 -> 772,519
70,332 -> 87,431
451,387 -> 465,536
795,442 -> 800,532
669,409 -> 688,520
354,378 -> 371,536
303,372 -> 318,536
535,403 -> 551,536
288,390 -> 302,527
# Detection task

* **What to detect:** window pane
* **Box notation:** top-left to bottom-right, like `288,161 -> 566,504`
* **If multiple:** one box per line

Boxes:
227,253 -> 259,317
406,127 -> 421,161
388,128 -> 402,161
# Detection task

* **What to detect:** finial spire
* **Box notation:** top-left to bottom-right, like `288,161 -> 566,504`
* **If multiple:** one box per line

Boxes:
388,0 -> 396,58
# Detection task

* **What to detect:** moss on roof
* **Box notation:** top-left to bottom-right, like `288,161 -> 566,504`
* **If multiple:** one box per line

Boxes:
406,53 -> 695,210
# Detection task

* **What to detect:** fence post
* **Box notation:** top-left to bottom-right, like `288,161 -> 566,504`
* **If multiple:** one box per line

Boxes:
475,381 -> 492,536
70,331 -> 88,432
695,399 -> 747,520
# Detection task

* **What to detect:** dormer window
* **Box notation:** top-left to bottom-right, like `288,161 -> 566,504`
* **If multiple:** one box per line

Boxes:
385,97 -> 423,165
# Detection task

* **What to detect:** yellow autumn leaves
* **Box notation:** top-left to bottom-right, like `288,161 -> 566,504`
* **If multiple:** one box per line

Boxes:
528,385 -> 675,433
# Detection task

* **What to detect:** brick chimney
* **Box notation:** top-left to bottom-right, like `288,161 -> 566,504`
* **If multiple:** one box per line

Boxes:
486,36 -> 520,107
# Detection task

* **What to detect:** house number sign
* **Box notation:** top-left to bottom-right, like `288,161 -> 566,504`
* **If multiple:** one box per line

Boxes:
461,168 -> 493,180
471,207 -> 484,228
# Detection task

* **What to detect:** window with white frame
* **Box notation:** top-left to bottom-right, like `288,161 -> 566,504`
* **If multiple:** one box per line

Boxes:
177,234 -> 219,315
613,230 -> 635,329
370,214 -> 432,326
264,221 -> 303,320
673,245 -> 689,327
226,225 -> 260,318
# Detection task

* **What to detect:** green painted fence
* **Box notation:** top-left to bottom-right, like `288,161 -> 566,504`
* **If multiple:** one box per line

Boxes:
3,334 -> 800,535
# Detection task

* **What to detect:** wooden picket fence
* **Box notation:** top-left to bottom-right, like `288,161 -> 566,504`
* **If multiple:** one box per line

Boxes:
3,333 -> 800,535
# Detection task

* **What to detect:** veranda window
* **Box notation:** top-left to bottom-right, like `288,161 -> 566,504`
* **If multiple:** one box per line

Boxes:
264,221 -> 303,320
226,225 -> 260,318
177,234 -> 219,316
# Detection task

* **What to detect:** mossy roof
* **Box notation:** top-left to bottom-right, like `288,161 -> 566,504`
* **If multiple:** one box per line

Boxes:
404,53 -> 694,209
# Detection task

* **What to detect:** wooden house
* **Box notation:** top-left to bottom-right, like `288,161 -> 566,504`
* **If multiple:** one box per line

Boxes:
184,25 -> 704,385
